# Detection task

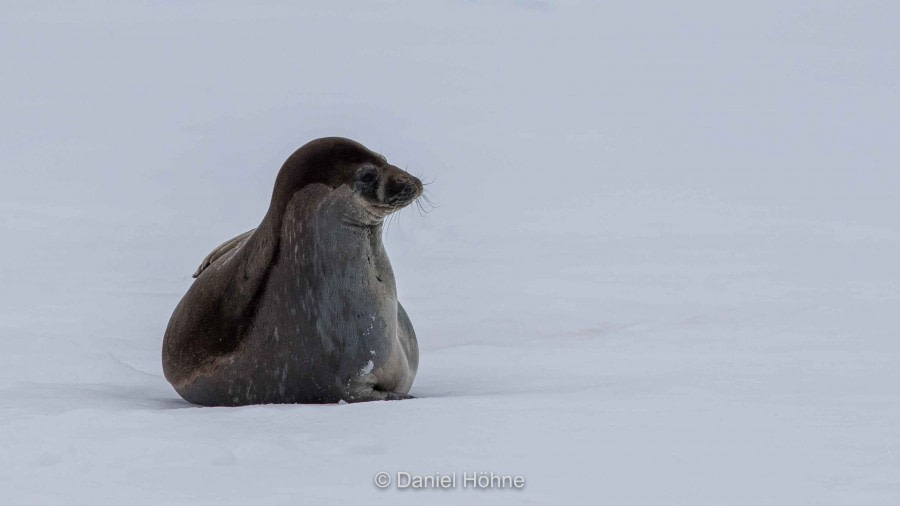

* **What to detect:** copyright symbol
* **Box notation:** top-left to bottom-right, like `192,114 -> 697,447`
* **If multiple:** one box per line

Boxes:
374,472 -> 391,488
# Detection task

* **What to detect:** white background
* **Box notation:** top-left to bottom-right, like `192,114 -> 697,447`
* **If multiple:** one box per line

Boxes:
1,1 -> 898,504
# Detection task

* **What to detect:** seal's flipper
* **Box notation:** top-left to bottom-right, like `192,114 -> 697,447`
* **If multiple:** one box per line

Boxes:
193,229 -> 256,278
344,373 -> 416,403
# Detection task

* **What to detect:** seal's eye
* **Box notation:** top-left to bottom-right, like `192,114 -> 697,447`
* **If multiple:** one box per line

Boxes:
359,171 -> 377,184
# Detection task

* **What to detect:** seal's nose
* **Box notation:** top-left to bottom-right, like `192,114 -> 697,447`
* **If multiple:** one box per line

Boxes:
404,175 -> 423,199
386,173 -> 422,206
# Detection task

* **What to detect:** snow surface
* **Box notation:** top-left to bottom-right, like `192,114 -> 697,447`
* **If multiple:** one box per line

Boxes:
1,1 -> 899,504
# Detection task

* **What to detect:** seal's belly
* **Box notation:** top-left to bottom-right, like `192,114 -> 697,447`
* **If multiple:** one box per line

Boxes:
217,256 -> 411,403
326,279 -> 412,391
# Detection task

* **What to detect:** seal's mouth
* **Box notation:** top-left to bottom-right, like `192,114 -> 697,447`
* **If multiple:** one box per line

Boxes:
370,202 -> 399,213
369,199 -> 417,215
363,202 -> 405,221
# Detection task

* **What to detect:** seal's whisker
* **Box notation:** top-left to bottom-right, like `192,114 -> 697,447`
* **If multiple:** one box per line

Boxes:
386,207 -> 403,235
414,199 -> 427,217
385,211 -> 394,235
391,208 -> 402,233
413,195 -> 431,217
419,191 -> 438,209
410,167 -> 435,186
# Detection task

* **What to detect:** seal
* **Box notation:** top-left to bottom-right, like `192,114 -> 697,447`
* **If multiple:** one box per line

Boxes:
162,137 -> 423,406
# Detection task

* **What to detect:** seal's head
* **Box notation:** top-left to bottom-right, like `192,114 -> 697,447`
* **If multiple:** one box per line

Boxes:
271,137 -> 423,221
351,160 -> 423,219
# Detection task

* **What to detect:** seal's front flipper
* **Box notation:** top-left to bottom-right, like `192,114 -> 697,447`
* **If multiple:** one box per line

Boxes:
377,391 -> 415,401
344,374 -> 414,403
344,390 -> 414,403
192,228 -> 256,278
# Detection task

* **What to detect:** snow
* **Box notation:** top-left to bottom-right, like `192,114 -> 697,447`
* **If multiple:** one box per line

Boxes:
1,1 -> 899,504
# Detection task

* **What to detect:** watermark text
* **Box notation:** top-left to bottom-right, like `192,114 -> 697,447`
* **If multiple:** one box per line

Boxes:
374,471 -> 525,490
